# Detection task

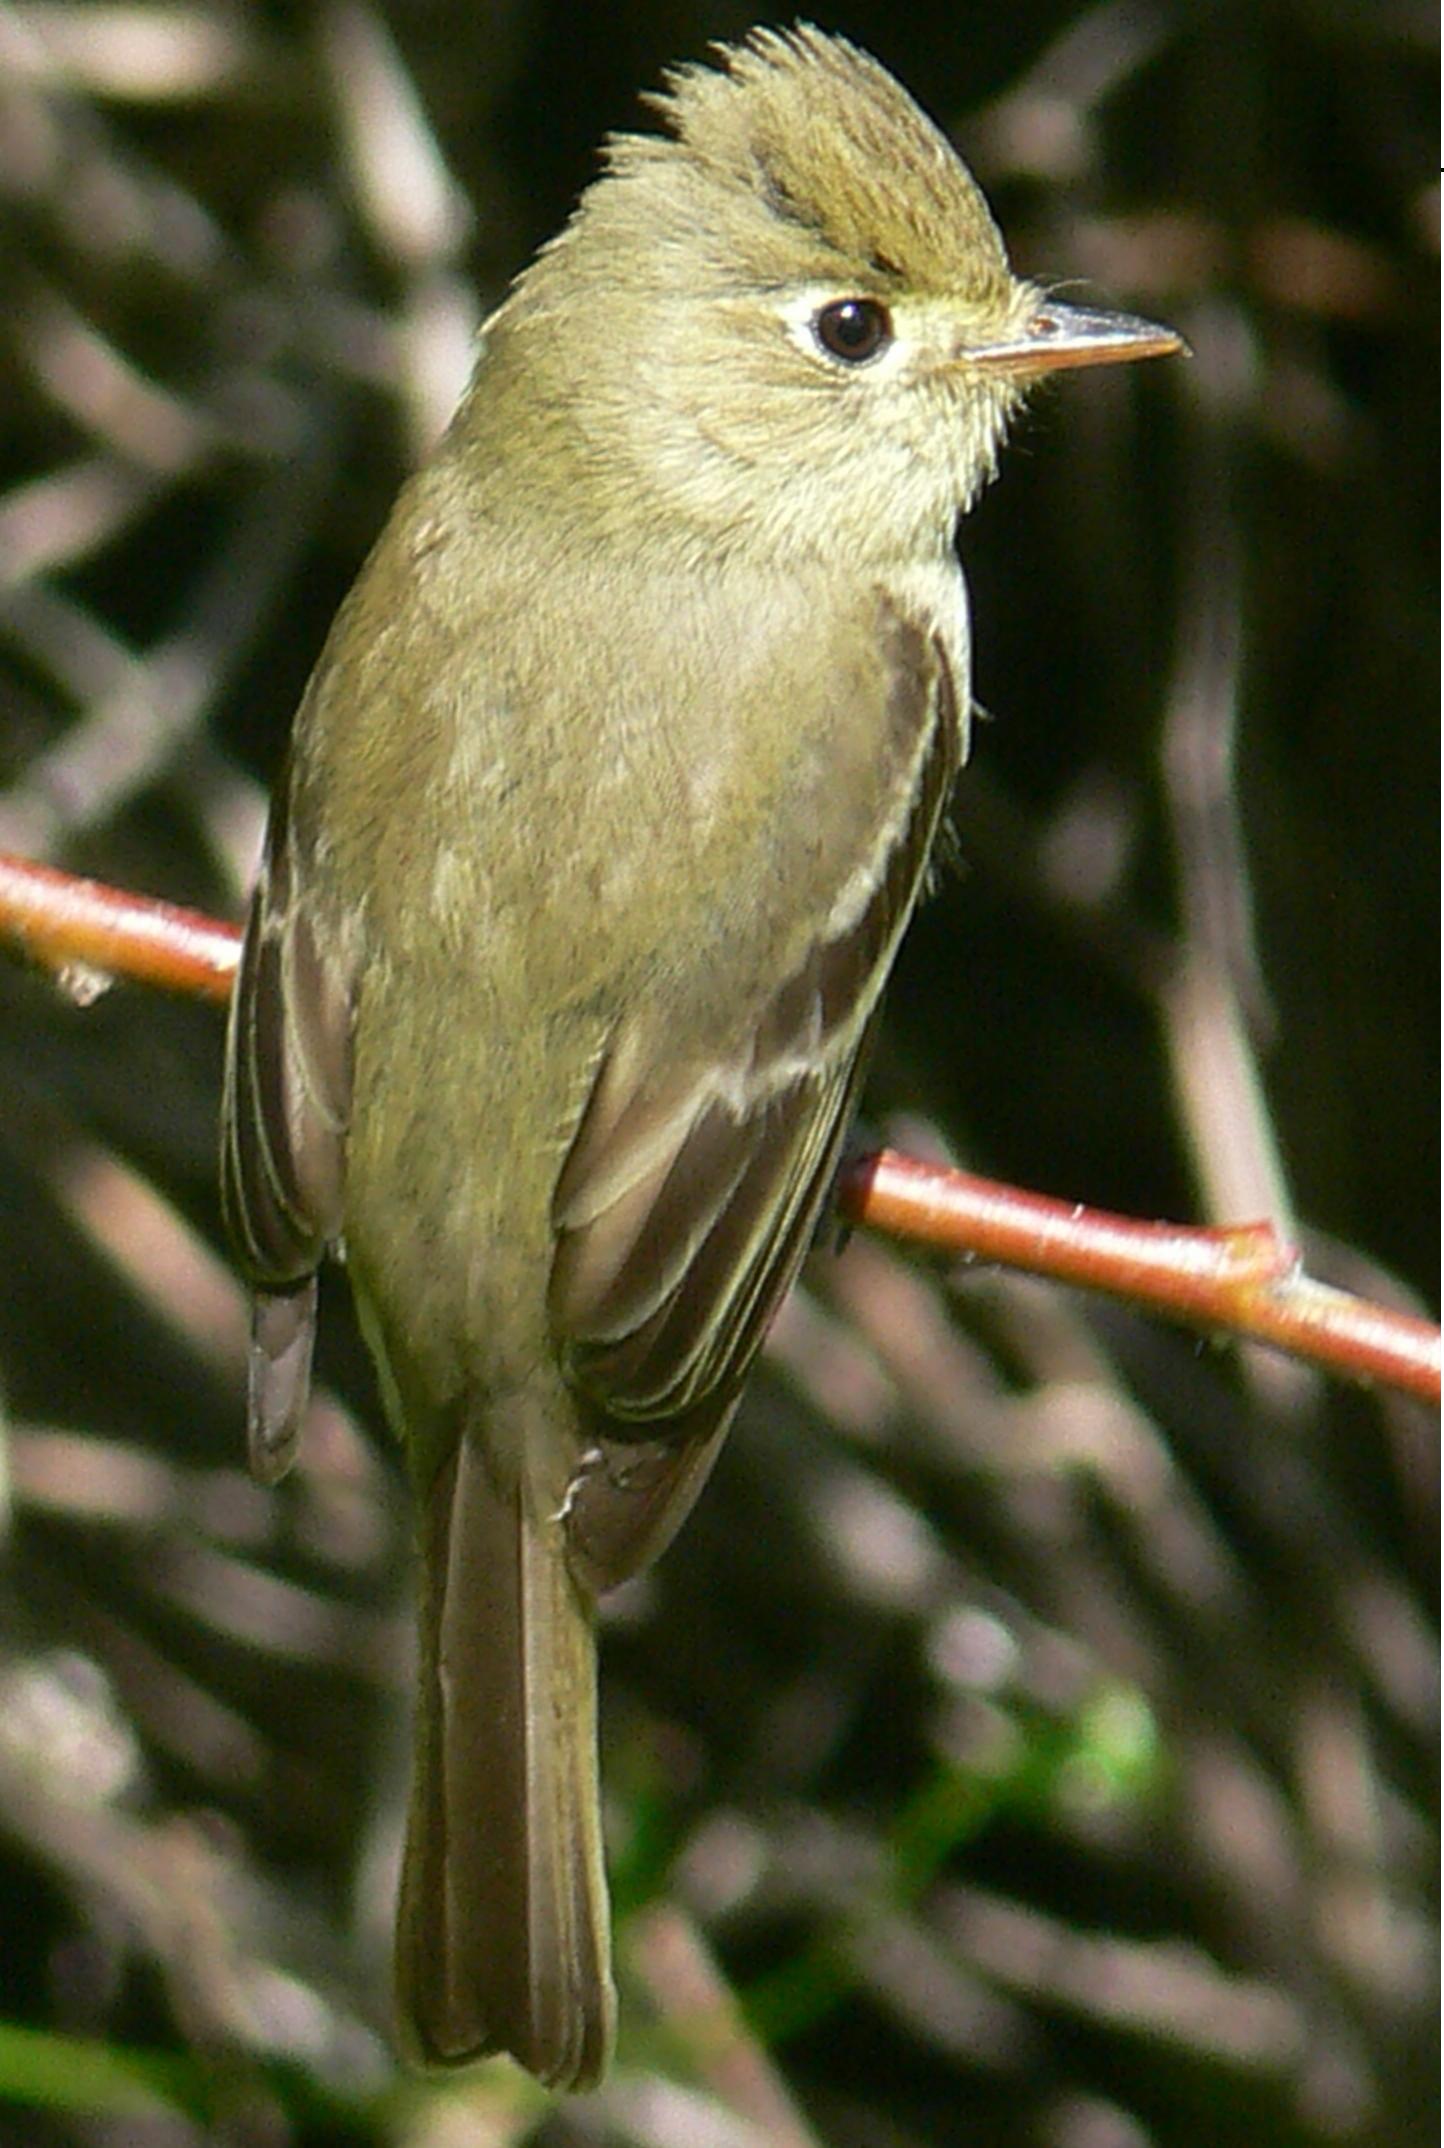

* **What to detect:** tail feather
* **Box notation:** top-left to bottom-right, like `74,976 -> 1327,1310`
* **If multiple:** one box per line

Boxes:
396,1421 -> 615,2087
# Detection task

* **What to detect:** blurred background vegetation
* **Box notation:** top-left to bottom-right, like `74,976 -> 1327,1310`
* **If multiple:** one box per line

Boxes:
0,2 -> 1435,2144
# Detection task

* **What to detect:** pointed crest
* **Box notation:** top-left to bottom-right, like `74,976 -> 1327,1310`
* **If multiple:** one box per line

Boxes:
629,25 -> 1014,300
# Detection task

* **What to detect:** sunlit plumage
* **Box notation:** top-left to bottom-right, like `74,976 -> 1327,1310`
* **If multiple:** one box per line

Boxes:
221,23 -> 1178,2088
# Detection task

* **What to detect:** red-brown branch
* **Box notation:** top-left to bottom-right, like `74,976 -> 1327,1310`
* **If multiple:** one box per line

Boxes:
841,1151 -> 1440,1405
1,848 -> 1437,1406
0,851 -> 239,1005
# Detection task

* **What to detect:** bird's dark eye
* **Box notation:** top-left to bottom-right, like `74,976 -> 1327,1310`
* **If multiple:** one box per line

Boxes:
813,297 -> 892,364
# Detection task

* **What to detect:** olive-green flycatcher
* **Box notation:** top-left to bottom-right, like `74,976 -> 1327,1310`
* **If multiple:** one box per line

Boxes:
221,24 -> 1180,2089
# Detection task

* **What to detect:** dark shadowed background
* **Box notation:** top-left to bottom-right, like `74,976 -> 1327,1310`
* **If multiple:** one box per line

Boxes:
0,3 -> 1436,2144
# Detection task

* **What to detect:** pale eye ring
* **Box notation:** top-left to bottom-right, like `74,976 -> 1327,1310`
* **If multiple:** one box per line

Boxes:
812,297 -> 892,364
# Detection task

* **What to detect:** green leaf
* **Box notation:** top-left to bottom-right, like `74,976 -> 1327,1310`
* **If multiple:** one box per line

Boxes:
0,2022 -> 198,2118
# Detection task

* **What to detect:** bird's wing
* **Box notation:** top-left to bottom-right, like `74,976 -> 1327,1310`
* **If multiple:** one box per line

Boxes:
550,611 -> 961,1592
221,757 -> 355,1481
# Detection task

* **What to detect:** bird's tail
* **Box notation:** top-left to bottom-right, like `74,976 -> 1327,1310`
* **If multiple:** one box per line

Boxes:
395,1411 -> 614,2087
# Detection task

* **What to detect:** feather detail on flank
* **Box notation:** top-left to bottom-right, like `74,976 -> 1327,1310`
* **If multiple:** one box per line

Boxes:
546,616 -> 961,1593
221,757 -> 356,1481
550,615 -> 960,1422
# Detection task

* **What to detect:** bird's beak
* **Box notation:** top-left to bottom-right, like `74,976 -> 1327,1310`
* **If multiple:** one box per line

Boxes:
967,300 -> 1185,377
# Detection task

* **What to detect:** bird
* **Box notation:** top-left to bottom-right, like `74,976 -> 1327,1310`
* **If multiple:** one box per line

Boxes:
221,22 -> 1180,2090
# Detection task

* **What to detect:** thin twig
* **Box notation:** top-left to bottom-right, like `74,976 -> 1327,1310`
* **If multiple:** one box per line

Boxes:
0,848 -> 1437,1405
0,849 -> 239,1001
842,1151 -> 1439,1405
